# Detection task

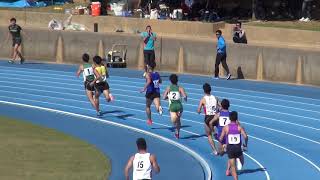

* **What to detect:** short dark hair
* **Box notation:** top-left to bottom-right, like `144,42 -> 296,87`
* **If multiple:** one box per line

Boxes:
203,83 -> 211,94
216,30 -> 222,34
93,55 -> 102,65
10,18 -> 16,22
229,111 -> 238,122
136,138 -> 147,150
169,74 -> 178,85
146,25 -> 151,29
82,53 -> 90,63
221,99 -> 230,110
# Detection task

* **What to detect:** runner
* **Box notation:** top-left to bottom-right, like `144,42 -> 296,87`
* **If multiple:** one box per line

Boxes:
2,18 -> 28,64
140,62 -> 163,125
219,111 -> 248,180
92,55 -> 114,115
76,53 -> 101,116
210,99 -> 231,155
197,83 -> 219,155
125,138 -> 160,180
163,74 -> 187,139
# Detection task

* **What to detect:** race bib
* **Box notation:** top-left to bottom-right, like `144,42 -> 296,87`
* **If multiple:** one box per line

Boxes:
169,91 -> 180,101
83,67 -> 94,76
136,160 -> 145,171
228,134 -> 241,145
219,116 -> 230,127
153,80 -> 160,88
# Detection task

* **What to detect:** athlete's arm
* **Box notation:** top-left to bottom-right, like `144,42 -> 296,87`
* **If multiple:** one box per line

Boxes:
150,154 -> 160,174
197,98 -> 204,114
179,87 -> 187,102
90,68 -> 101,86
219,126 -> 227,143
124,156 -> 134,180
158,73 -> 162,84
162,87 -> 170,100
239,126 -> 248,148
140,73 -> 151,93
76,65 -> 84,77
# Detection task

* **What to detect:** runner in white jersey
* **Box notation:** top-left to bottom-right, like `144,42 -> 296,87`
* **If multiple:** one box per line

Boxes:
197,83 -> 219,155
125,138 -> 160,180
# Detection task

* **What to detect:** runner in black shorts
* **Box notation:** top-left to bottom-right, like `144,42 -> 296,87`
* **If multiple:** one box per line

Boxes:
140,63 -> 162,125
219,111 -> 248,180
2,18 -> 29,64
197,83 -> 219,155
76,53 -> 101,116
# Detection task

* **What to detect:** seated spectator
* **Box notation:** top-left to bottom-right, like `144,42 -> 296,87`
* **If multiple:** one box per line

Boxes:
232,22 -> 247,44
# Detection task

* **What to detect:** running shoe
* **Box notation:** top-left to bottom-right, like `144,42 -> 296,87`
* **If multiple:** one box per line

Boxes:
147,119 -> 153,125
97,111 -> 102,117
109,93 -> 115,102
20,57 -> 25,64
158,106 -> 163,116
213,76 -> 219,80
8,60 -> 14,64
174,132 -> 180,139
226,74 -> 231,80
143,72 -> 146,77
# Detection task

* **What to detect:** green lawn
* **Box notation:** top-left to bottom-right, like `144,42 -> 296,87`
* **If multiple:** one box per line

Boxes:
0,116 -> 110,180
246,21 -> 320,32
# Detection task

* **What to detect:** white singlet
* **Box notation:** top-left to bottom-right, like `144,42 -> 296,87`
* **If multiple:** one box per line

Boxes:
204,95 -> 218,115
133,153 -> 152,180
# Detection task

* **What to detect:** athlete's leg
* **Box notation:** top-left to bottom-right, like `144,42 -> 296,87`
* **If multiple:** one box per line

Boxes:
176,112 -> 182,138
86,90 -> 99,112
153,97 -> 162,115
205,123 -> 218,155
103,89 -> 111,102
146,98 -> 153,124
229,158 -> 238,180
12,44 -> 19,61
95,90 -> 101,114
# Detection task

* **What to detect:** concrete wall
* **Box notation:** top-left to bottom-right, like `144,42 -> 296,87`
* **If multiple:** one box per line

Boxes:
1,26 -> 320,86
0,10 -> 224,38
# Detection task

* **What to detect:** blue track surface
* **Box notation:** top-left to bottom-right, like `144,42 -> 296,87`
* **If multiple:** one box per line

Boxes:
0,60 -> 319,180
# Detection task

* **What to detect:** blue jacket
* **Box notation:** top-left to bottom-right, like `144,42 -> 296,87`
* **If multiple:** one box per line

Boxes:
217,36 -> 226,54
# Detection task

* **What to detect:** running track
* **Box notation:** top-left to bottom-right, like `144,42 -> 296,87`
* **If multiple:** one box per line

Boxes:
0,60 -> 319,180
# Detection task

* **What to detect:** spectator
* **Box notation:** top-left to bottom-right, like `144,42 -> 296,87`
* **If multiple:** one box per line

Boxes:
141,25 -> 157,77
232,22 -> 247,44
214,30 -> 231,80
299,0 -> 314,22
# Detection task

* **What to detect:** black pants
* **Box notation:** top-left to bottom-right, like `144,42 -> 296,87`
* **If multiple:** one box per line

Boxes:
302,0 -> 313,18
214,53 -> 230,77
144,50 -> 155,72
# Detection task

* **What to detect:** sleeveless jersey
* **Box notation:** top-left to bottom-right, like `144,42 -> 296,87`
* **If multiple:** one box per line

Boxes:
168,85 -> 181,105
146,72 -> 160,94
82,63 -> 94,82
227,122 -> 241,145
95,65 -> 108,83
133,153 -> 152,180
203,95 -> 218,115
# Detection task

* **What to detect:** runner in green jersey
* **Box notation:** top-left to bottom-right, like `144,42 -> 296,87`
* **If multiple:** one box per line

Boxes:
163,74 -> 187,139
76,53 -> 101,116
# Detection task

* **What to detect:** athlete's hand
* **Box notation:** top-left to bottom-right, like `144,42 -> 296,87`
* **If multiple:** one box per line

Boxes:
140,88 -> 145,93
242,145 -> 248,152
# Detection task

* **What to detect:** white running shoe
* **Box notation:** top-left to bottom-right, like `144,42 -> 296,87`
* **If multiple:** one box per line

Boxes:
143,72 -> 146,77
303,17 -> 310,22
299,17 -> 305,21
236,158 -> 243,171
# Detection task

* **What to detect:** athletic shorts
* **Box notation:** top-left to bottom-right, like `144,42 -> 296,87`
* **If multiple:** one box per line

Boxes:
12,38 -> 21,47
95,82 -> 110,93
204,115 -> 215,126
84,80 -> 95,92
169,102 -> 183,113
146,92 -> 160,106
226,144 -> 243,159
